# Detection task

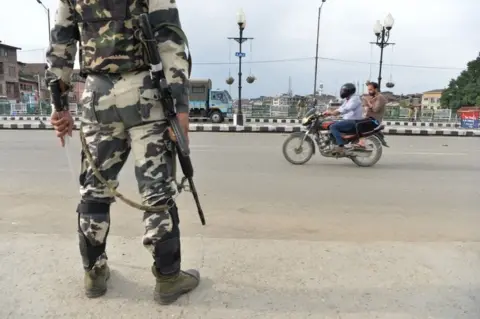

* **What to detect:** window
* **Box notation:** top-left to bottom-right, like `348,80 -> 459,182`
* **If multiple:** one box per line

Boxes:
8,66 -> 15,77
6,82 -> 15,96
0,84 -> 3,94
191,86 -> 205,93
436,98 -> 440,103
423,97 -> 428,101
0,62 -> 3,74
212,92 -> 228,103
223,91 -> 232,101
430,97 -> 435,103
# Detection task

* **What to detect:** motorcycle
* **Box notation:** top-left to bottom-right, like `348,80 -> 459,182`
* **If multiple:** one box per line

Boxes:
282,108 -> 389,167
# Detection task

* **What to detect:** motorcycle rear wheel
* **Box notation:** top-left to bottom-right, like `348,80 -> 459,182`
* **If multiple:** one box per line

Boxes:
282,132 -> 315,165
350,135 -> 383,167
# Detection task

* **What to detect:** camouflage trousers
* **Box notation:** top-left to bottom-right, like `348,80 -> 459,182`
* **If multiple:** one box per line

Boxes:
77,71 -> 181,275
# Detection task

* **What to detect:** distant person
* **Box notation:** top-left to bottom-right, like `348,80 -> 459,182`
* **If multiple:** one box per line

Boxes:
296,97 -> 307,118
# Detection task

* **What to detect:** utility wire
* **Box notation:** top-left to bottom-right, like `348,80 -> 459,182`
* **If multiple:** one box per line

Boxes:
195,56 -> 464,70
18,48 -> 464,70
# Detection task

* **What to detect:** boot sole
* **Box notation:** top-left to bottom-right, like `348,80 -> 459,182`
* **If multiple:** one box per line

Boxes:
154,281 -> 200,305
85,271 -> 110,299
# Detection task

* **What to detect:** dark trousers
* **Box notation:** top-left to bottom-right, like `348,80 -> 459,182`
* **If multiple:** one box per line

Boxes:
329,120 -> 356,146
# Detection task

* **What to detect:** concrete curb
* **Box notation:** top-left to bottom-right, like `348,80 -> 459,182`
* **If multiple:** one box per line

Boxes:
0,122 -> 478,136
1,116 -> 461,127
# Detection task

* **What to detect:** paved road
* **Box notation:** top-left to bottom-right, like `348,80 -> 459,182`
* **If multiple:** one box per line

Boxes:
1,131 -> 479,318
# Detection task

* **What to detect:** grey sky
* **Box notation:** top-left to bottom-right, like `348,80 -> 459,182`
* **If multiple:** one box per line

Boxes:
1,0 -> 478,98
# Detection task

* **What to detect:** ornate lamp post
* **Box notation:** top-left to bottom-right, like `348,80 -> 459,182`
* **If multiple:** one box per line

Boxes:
372,13 -> 394,91
227,9 -> 254,126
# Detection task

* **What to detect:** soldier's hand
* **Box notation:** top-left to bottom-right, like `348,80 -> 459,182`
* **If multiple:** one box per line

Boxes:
168,112 -> 189,144
51,110 -> 74,147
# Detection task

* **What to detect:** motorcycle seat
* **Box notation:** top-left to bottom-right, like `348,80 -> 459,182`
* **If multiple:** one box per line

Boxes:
341,134 -> 358,140
360,124 -> 385,137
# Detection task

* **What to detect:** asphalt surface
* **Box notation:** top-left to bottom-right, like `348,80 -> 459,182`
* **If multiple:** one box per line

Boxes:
0,131 -> 479,318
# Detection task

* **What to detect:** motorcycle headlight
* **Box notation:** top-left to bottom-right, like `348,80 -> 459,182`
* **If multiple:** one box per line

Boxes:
301,116 -> 310,125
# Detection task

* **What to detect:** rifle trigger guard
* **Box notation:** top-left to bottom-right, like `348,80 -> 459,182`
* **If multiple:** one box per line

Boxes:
176,176 -> 190,193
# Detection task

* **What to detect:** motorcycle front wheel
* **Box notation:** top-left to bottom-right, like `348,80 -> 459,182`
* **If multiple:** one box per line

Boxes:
282,132 -> 315,165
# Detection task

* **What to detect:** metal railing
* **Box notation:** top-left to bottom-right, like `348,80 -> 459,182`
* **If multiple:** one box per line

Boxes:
0,102 -> 463,123
235,105 -> 461,123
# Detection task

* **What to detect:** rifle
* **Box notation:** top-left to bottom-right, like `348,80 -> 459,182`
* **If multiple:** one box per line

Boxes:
48,79 -> 70,112
138,13 -> 206,226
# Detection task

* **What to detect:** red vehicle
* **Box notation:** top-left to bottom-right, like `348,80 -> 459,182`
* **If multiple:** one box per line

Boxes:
282,108 -> 388,167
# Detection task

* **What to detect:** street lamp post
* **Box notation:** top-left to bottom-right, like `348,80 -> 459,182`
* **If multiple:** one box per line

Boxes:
36,0 -> 51,43
372,13 -> 394,91
313,0 -> 326,100
228,9 -> 254,126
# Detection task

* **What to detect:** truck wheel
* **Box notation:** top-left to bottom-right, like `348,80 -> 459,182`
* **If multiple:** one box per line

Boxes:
210,111 -> 224,123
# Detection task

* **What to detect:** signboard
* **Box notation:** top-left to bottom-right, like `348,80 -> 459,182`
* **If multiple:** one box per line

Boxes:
460,110 -> 479,129
235,52 -> 246,57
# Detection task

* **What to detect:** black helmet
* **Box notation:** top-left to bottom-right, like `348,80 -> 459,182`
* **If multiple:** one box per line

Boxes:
339,83 -> 356,99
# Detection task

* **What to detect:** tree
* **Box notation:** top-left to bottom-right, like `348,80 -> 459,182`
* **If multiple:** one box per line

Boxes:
440,55 -> 480,110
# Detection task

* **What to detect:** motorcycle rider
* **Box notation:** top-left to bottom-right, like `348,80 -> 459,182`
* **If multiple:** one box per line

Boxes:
322,83 -> 363,153
358,81 -> 387,147
363,81 -> 387,123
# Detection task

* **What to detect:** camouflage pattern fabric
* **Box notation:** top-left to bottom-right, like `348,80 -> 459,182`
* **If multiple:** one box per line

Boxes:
46,0 -> 190,113
78,213 -> 110,269
46,0 -> 191,270
78,71 -> 177,262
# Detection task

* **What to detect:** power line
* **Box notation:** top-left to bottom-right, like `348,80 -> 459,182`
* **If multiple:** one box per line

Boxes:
16,48 -> 464,70
195,56 -> 464,70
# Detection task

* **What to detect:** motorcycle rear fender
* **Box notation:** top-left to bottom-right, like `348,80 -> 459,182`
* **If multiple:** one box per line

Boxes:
374,132 -> 389,147
290,132 -> 316,154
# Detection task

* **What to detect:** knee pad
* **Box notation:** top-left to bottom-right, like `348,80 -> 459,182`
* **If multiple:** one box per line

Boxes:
149,205 -> 181,276
77,201 -> 111,270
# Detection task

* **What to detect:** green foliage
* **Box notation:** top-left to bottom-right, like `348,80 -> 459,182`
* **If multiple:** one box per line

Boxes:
440,55 -> 480,110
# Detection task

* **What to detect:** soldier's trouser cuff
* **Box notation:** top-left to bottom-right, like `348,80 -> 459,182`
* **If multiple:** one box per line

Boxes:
152,205 -> 181,276
77,201 -> 111,270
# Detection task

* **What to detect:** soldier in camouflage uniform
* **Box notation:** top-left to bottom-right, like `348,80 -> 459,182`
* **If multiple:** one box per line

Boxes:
46,0 -> 199,304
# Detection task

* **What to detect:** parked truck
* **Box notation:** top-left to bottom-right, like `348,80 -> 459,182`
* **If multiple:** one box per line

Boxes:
188,78 -> 233,123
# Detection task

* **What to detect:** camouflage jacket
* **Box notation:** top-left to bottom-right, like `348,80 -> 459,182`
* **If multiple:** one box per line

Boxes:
45,0 -> 190,97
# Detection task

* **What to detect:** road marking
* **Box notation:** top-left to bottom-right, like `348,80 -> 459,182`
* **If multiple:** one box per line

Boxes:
189,146 -> 469,156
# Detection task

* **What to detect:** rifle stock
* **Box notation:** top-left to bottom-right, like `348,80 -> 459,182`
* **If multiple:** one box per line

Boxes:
138,13 -> 206,225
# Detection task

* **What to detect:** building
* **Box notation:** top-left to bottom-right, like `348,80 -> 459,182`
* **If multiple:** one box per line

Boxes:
271,94 -> 304,106
20,63 -> 49,101
0,41 -> 21,102
422,89 -> 444,109
19,77 -> 39,103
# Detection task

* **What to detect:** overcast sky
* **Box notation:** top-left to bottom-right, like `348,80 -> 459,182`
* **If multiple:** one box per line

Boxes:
1,0 -> 478,98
